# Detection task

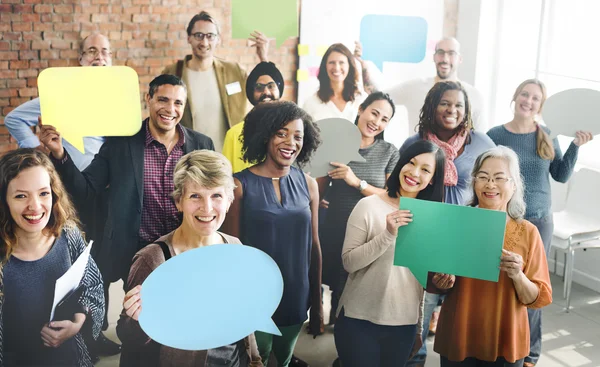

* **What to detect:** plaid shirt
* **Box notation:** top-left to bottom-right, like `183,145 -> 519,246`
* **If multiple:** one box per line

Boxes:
139,121 -> 185,243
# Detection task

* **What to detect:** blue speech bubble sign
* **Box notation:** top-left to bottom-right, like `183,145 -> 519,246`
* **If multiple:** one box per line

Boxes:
139,244 -> 283,350
360,15 -> 428,70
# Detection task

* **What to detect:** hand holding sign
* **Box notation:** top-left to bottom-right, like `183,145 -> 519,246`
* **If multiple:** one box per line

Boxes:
394,198 -> 506,287
542,88 -> 600,139
139,244 -> 283,351
38,66 -> 142,152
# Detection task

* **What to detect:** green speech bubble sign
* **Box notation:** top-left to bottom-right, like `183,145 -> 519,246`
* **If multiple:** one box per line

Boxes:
231,0 -> 298,48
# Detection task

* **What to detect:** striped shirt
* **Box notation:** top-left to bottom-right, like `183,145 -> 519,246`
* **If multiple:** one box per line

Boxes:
139,121 -> 185,243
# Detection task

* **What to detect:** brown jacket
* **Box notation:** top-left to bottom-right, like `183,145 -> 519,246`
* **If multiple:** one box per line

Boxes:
162,55 -> 249,131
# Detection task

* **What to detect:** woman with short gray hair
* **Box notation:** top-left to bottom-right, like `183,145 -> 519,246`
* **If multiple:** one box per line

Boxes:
430,146 -> 552,367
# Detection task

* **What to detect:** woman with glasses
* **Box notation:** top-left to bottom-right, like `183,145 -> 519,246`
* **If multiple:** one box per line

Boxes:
486,79 -> 593,367
402,81 -> 496,367
303,43 -> 367,122
432,146 -> 552,367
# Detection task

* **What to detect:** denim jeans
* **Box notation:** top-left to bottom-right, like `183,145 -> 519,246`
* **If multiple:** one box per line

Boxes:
405,292 -> 445,365
525,215 -> 554,365
440,356 -> 524,367
334,308 -> 417,367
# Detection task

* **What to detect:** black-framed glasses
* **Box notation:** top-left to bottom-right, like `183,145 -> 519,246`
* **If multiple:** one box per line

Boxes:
254,82 -> 277,92
191,32 -> 218,41
82,48 -> 112,58
474,175 -> 512,184
434,49 -> 459,57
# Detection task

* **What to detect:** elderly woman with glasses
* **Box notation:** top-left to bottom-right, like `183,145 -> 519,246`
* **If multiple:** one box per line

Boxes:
431,146 -> 552,367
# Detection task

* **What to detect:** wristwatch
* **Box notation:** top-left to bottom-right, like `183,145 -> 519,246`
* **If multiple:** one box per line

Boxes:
358,180 -> 368,192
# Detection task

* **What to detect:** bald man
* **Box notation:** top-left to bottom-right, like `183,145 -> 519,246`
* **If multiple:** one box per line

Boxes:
385,37 -> 488,134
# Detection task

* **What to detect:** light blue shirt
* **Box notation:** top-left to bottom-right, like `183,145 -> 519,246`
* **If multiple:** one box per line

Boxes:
4,98 -> 105,171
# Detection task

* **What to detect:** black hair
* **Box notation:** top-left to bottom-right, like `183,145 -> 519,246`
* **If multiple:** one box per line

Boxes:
386,140 -> 446,202
186,11 -> 220,36
148,74 -> 187,98
241,101 -> 321,168
354,91 -> 395,141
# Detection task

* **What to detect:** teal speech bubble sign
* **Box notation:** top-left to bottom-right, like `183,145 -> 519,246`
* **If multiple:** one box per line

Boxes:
139,244 -> 283,350
231,0 -> 298,47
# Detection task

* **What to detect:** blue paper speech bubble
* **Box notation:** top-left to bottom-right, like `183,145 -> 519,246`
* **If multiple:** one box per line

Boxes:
359,15 -> 428,70
139,244 -> 283,350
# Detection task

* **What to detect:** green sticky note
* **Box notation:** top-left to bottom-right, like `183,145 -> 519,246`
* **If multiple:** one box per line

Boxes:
394,197 -> 506,287
231,0 -> 298,47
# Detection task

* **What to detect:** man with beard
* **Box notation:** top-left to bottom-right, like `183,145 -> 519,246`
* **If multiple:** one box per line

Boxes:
162,11 -> 270,151
222,61 -> 284,173
384,37 -> 487,134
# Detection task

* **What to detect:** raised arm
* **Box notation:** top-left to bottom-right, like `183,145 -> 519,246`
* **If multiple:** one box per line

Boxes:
4,98 -> 42,148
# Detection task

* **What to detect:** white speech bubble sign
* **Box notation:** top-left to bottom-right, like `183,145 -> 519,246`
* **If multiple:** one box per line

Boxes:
542,88 -> 600,138
305,118 -> 366,178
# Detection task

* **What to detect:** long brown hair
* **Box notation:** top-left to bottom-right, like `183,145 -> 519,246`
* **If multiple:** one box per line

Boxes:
317,43 -> 359,103
0,149 -> 79,265
512,79 -> 554,160
417,81 -> 473,142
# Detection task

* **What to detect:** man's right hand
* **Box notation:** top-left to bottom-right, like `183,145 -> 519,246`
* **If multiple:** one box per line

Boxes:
38,116 -> 65,160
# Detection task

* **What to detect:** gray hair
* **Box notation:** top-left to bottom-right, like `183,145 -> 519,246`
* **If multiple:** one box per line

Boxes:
469,146 -> 526,220
172,150 -> 235,203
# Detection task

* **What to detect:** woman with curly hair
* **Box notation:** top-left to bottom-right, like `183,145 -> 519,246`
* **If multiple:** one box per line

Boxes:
303,43 -> 366,122
0,148 -> 104,366
402,81 -> 496,366
222,101 -> 323,367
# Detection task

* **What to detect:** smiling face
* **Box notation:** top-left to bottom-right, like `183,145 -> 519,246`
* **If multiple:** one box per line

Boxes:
188,20 -> 219,60
513,83 -> 544,119
6,166 -> 53,236
433,38 -> 462,80
356,99 -> 393,140
176,180 -> 231,238
326,51 -> 349,84
435,89 -> 466,133
474,157 -> 515,212
146,84 -> 186,134
253,75 -> 280,104
266,119 -> 304,168
398,152 -> 437,198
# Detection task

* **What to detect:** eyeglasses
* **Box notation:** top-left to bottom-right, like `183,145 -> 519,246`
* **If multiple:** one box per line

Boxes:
191,32 -> 218,41
474,175 -> 513,184
434,49 -> 459,57
254,82 -> 277,92
82,48 -> 112,58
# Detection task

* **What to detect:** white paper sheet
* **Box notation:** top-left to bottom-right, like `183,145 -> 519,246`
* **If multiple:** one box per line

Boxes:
49,241 -> 92,321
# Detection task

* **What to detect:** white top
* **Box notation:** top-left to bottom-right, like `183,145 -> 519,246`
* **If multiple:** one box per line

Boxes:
337,194 -> 424,331
302,92 -> 367,122
183,66 -> 227,152
385,76 -> 487,135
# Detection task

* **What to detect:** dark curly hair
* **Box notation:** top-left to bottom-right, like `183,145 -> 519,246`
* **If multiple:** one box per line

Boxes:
317,43 -> 359,103
417,81 -> 473,143
241,101 -> 321,168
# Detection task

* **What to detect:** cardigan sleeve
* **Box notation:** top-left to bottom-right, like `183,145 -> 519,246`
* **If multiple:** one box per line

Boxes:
522,225 -> 553,309
549,139 -> 579,183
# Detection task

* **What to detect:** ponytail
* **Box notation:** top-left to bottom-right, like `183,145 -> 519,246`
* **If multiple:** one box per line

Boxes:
535,123 -> 555,160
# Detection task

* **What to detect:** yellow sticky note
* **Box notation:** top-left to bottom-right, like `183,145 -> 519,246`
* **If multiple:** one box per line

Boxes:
296,69 -> 309,82
316,45 -> 329,57
298,44 -> 309,56
38,66 -> 142,152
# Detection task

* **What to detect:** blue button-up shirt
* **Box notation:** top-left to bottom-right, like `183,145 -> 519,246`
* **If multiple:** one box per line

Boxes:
4,98 -> 105,171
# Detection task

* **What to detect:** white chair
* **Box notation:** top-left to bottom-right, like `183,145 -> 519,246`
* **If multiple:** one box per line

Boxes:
552,168 -> 600,312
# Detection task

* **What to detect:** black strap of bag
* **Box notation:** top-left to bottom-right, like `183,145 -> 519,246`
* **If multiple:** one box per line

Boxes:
155,241 -> 172,261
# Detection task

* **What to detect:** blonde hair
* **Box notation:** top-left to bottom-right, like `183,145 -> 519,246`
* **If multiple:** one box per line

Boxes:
512,79 -> 555,160
172,150 -> 235,202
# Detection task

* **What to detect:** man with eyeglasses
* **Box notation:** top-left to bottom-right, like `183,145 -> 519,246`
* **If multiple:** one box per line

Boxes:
162,11 -> 269,152
365,37 -> 487,135
4,32 -> 122,362
222,61 -> 284,173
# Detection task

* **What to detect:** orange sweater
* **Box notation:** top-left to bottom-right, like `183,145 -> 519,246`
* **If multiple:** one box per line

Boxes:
434,219 -> 552,363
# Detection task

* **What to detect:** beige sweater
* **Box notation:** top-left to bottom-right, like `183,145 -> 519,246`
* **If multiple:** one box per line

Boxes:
337,194 -> 424,334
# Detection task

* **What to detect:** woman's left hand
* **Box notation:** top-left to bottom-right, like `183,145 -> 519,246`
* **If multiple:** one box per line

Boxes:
432,273 -> 455,290
328,162 -> 360,188
573,131 -> 594,147
500,249 -> 524,279
40,313 -> 86,348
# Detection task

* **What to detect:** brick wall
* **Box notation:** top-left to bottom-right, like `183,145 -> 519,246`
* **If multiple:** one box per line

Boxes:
0,0 -> 457,154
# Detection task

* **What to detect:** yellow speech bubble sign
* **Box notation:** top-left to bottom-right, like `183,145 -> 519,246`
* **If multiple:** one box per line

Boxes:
38,66 -> 142,152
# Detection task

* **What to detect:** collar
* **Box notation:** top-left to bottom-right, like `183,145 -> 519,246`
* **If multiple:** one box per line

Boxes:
143,118 -> 186,148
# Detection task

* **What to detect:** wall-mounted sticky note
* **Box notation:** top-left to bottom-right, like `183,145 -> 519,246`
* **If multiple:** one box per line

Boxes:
308,66 -> 319,78
316,45 -> 329,57
232,0 -> 298,47
360,15 -> 428,70
298,44 -> 309,56
140,244 -> 284,350
297,69 -> 309,82
38,66 -> 142,153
